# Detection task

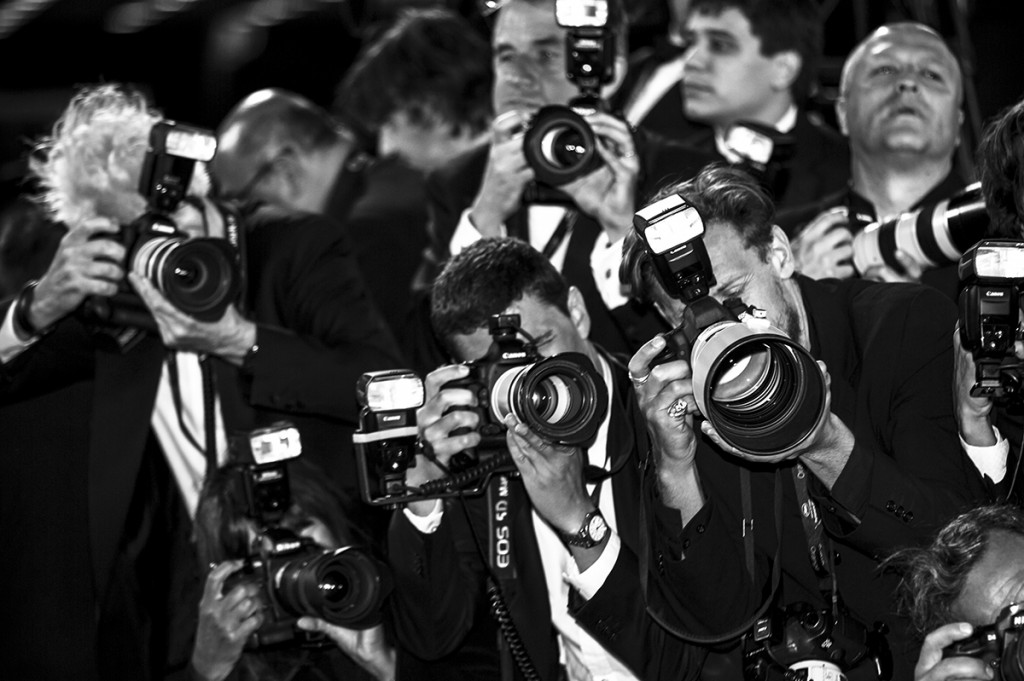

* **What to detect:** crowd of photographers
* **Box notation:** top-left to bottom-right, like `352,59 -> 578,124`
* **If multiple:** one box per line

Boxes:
3,0 -> 1024,680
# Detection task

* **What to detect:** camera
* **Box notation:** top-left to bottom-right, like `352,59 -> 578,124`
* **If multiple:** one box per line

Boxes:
633,193 -> 829,458
521,0 -> 616,200
957,239 -> 1024,403
722,120 -> 795,201
225,423 -> 392,649
851,182 -> 989,276
746,603 -> 892,681
943,602 -> 1024,681
79,120 -> 242,333
353,369 -> 427,506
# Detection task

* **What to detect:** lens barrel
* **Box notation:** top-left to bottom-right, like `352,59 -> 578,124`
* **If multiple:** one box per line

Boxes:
690,322 -> 828,457
489,352 -> 609,446
523,105 -> 602,187
131,235 -> 239,320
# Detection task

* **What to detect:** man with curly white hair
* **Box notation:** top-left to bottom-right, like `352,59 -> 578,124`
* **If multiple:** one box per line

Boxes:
0,83 -> 401,681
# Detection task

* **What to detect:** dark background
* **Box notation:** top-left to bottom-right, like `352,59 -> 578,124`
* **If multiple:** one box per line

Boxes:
1,0 -> 1022,199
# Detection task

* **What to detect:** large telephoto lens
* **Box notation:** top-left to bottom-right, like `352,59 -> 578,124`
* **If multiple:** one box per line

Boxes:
274,546 -> 391,630
690,322 -> 827,457
132,236 -> 239,320
523,105 -> 602,187
852,182 -> 988,275
489,352 -> 609,446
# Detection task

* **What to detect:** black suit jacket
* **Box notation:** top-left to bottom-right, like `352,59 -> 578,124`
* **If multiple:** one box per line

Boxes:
683,112 -> 851,212
628,277 -> 988,680
413,133 -> 716,359
387,350 -> 704,681
0,203 -> 402,681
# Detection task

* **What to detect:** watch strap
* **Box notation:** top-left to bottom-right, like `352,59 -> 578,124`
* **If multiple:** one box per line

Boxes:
559,508 -> 606,548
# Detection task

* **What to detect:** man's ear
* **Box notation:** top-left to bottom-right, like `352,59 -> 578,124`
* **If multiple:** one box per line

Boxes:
835,97 -> 849,136
770,50 -> 802,94
768,225 -> 796,278
267,148 -> 303,206
567,285 -> 592,340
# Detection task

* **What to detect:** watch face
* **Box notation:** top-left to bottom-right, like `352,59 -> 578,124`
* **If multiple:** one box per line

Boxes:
587,513 -> 608,541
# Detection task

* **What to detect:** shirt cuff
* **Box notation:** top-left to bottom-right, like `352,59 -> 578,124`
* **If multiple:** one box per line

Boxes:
960,426 -> 1009,484
0,302 -> 38,364
590,232 -> 628,310
450,208 -> 506,257
563,531 -> 621,600
402,499 -> 444,534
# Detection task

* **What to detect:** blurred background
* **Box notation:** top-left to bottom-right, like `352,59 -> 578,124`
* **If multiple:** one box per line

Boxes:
0,0 -> 1021,202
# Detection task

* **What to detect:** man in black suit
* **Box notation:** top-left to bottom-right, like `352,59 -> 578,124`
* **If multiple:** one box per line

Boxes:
676,0 -> 849,211
616,164 -> 986,680
387,237 -> 702,680
414,0 -> 714,360
0,84 -> 401,681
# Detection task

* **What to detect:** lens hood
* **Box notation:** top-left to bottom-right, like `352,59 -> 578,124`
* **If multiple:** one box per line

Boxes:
523,105 -> 602,187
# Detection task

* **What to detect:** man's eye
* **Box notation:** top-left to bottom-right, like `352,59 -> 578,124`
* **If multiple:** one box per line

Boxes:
920,68 -> 945,83
708,38 -> 736,54
869,64 -> 899,77
533,331 -> 555,348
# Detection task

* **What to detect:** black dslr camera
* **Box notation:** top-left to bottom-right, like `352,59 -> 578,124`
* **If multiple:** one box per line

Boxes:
745,602 -> 893,681
224,423 -> 392,650
354,315 -> 608,504
522,0 -> 617,203
633,193 -> 829,458
943,602 -> 1024,681
80,120 -> 242,336
958,239 -> 1024,404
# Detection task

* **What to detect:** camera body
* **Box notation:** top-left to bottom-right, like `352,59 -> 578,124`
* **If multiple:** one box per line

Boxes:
80,120 -> 243,335
522,0 -> 616,199
633,193 -> 829,458
226,423 -> 392,650
958,239 -> 1024,403
943,602 -> 1024,681
353,369 -> 427,506
746,602 -> 892,681
852,182 -> 989,276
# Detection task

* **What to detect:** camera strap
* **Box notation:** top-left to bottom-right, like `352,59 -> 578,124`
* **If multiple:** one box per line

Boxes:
165,351 -> 219,475
792,464 -> 839,610
541,209 -> 578,261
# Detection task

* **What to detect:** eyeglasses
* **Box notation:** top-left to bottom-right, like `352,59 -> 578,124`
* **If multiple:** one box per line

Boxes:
215,156 -> 279,202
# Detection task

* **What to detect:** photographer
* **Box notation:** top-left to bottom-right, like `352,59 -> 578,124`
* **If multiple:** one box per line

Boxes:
618,163 -> 987,680
884,504 -> 1024,681
0,84 -> 401,680
414,0 -> 714,357
189,452 -> 394,681
387,237 -> 702,680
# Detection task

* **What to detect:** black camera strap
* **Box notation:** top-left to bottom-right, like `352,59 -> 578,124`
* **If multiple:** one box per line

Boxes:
792,464 -> 840,612
165,351 -> 220,475
541,209 -> 578,261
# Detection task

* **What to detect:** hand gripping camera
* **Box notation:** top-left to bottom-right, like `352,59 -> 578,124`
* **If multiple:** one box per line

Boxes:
851,182 -> 989,276
958,239 -> 1024,403
224,424 -> 392,650
943,602 -> 1024,681
521,0 -> 616,203
745,602 -> 893,681
633,193 -> 829,458
79,120 -> 242,334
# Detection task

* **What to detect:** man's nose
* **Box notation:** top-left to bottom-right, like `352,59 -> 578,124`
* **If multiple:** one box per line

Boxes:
682,41 -> 708,71
502,55 -> 541,90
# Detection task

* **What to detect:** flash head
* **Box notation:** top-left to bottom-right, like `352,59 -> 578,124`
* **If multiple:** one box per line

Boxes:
356,370 -> 425,412
556,0 -> 609,28
960,239 -> 1024,282
633,193 -> 715,303
249,423 -> 302,466
151,120 -> 217,162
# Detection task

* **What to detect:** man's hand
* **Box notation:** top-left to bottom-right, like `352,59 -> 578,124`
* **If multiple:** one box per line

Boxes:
296,619 -> 396,681
789,207 -> 855,280
28,217 -> 125,332
953,325 -> 997,447
861,249 -> 925,284
628,335 -> 704,518
128,273 -> 256,364
503,413 -> 592,536
191,561 -> 264,681
469,110 -> 534,235
562,112 -> 640,243
914,622 -> 993,681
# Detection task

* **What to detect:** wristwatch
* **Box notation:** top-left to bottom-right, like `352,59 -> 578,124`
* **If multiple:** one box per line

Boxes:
559,508 -> 609,548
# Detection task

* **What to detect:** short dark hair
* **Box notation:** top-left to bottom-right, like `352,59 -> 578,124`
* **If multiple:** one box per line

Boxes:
688,0 -> 824,104
883,503 -> 1024,637
977,97 -> 1024,238
335,8 -> 493,140
621,163 -> 776,303
431,237 -> 569,349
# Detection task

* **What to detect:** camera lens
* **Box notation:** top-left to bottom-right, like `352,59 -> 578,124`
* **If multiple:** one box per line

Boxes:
132,236 -> 239,320
523,105 -> 602,187
489,352 -> 609,446
274,546 -> 391,629
691,322 -> 828,457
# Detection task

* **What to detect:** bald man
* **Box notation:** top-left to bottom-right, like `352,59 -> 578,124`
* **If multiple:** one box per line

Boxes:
212,88 -> 430,353
779,22 -> 968,298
